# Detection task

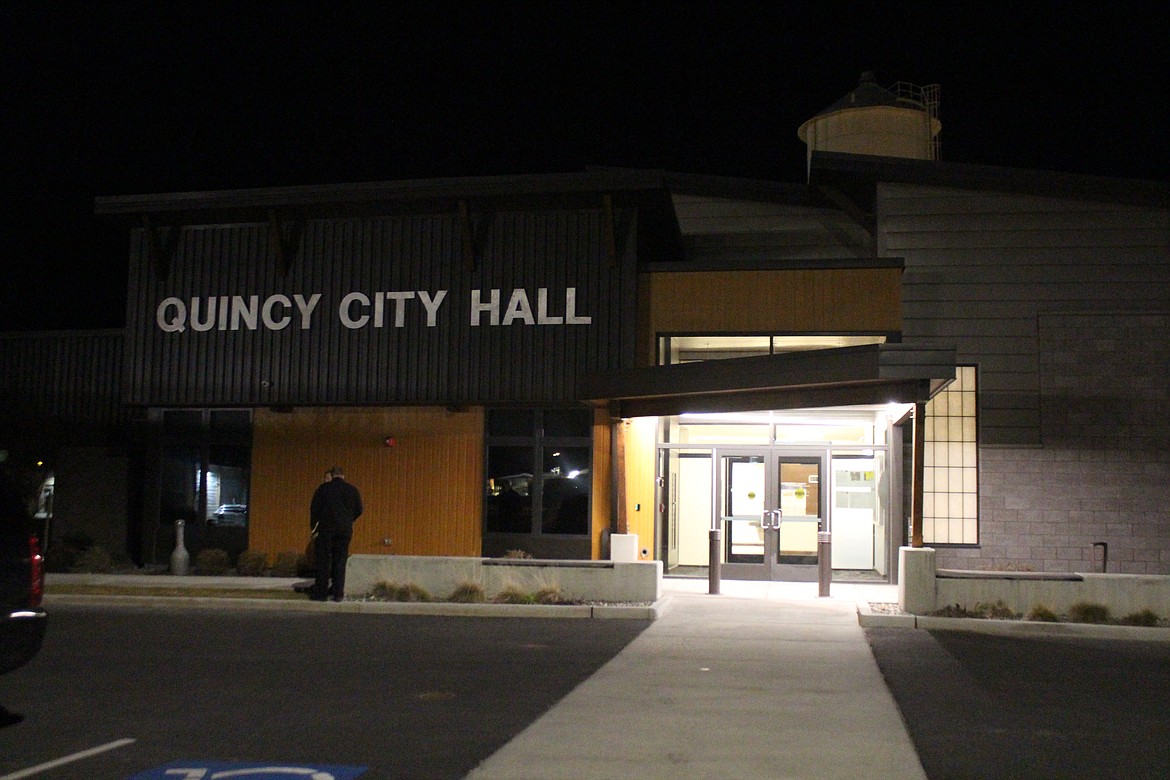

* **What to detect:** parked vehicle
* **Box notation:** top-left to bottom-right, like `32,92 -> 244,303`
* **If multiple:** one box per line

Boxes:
211,504 -> 248,527
1,470 -> 47,675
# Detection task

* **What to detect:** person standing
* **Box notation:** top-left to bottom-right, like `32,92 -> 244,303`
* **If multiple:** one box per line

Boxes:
308,466 -> 363,602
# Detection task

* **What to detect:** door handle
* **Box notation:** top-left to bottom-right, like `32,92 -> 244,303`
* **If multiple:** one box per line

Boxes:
760,508 -> 783,530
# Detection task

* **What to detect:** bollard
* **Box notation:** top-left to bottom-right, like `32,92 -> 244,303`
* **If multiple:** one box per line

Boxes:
708,528 -> 721,595
817,530 -> 831,597
171,519 -> 190,576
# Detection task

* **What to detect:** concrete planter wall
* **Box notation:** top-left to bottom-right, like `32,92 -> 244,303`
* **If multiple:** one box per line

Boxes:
899,546 -> 1170,617
346,554 -> 662,603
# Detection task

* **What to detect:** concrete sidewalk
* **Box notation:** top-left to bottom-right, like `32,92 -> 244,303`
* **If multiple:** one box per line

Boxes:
466,578 -> 925,780
46,572 -> 925,778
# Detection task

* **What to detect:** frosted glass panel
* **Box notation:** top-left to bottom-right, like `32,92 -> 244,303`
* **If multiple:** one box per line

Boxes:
923,366 -> 979,545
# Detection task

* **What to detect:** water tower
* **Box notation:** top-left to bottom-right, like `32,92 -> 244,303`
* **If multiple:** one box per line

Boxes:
798,72 -> 940,179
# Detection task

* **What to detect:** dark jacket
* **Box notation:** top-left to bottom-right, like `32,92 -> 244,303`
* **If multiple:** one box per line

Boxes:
310,477 -> 363,533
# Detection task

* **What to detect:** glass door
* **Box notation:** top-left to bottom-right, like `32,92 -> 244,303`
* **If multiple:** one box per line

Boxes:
776,458 -> 821,566
719,449 -> 823,581
723,454 -> 767,565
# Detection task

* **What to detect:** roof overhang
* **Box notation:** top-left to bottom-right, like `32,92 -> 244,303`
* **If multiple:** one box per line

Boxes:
95,168 -> 691,265
580,343 -> 955,418
809,150 -> 1170,217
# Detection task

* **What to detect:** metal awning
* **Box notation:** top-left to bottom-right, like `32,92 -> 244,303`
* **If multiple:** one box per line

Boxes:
580,343 -> 955,418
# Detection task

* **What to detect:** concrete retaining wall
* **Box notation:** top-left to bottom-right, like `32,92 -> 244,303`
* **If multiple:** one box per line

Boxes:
899,547 -> 1170,617
346,555 -> 662,603
935,573 -> 1170,616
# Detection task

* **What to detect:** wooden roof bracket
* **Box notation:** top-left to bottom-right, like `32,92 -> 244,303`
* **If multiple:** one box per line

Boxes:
142,215 -> 180,277
267,210 -> 304,275
602,194 -> 631,267
458,200 -> 491,272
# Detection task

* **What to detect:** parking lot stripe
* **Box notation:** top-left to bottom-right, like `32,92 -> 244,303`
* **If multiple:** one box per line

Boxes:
0,737 -> 136,780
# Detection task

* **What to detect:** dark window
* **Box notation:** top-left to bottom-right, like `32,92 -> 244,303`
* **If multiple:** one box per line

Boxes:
487,409 -> 534,437
485,408 -> 592,536
163,410 -> 203,434
209,410 -> 251,434
153,409 -> 252,563
540,446 -> 590,534
485,445 -> 534,533
543,409 -> 592,437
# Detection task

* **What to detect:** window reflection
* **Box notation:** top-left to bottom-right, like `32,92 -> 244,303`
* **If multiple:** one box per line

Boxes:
484,409 -> 592,537
485,446 -> 533,533
541,446 -> 589,534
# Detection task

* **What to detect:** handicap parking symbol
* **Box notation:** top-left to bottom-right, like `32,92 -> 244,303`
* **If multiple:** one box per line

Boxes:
128,762 -> 367,779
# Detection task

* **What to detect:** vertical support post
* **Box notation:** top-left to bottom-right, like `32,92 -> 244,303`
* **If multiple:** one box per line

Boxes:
614,418 -> 628,536
708,528 -> 721,595
911,401 -> 926,548
817,530 -> 831,597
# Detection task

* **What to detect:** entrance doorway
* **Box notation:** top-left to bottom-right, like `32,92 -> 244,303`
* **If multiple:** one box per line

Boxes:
719,450 -> 823,581
655,407 -> 898,583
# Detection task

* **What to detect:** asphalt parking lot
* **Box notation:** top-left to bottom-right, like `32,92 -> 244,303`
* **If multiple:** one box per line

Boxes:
0,603 -> 650,780
866,627 -> 1170,779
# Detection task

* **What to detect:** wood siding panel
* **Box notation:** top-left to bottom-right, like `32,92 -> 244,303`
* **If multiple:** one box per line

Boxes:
248,406 -> 483,561
590,407 -> 611,560
622,417 -> 658,561
882,182 -> 1170,446
641,268 -> 902,365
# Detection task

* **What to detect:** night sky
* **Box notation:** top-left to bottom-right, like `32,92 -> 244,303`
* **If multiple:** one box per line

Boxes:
2,2 -> 1167,332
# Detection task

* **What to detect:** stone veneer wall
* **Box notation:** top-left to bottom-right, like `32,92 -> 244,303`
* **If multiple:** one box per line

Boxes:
935,313 -> 1170,574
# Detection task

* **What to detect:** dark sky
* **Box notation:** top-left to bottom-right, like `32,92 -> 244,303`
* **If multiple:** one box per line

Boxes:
2,1 -> 1167,331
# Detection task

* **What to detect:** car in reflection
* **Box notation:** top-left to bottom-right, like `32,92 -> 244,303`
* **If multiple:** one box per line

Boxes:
1,470 -> 47,676
211,504 -> 248,527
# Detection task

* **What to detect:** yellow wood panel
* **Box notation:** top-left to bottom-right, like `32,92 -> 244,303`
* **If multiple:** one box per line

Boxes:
249,406 -> 483,562
638,268 -> 903,365
590,407 -> 612,560
622,417 -> 658,561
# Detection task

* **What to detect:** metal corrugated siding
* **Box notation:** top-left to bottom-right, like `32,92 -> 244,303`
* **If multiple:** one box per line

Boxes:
0,330 -> 126,441
125,209 -> 636,407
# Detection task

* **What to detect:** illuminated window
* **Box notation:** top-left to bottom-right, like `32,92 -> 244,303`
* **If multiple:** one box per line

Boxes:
922,366 -> 978,545
660,334 -> 887,365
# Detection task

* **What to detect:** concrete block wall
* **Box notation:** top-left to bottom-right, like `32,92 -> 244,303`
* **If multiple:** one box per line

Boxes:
936,313 -> 1170,575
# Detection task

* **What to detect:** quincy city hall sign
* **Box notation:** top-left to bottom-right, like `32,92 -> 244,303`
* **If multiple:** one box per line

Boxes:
155,287 -> 592,333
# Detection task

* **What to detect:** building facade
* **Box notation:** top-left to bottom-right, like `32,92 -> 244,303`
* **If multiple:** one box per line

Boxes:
3,81 -> 1167,581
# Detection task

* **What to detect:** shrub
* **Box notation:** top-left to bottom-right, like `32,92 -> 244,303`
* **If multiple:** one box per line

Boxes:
1120,609 -> 1160,627
235,549 -> 268,576
46,532 -> 95,573
71,545 -> 113,574
195,548 -> 231,575
270,551 -> 301,577
533,585 -> 568,605
448,581 -> 487,603
974,600 -> 1019,620
1027,604 -> 1061,622
370,581 -> 431,602
502,549 -> 533,559
1067,601 -> 1111,624
492,585 -> 536,604
930,603 -> 982,618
